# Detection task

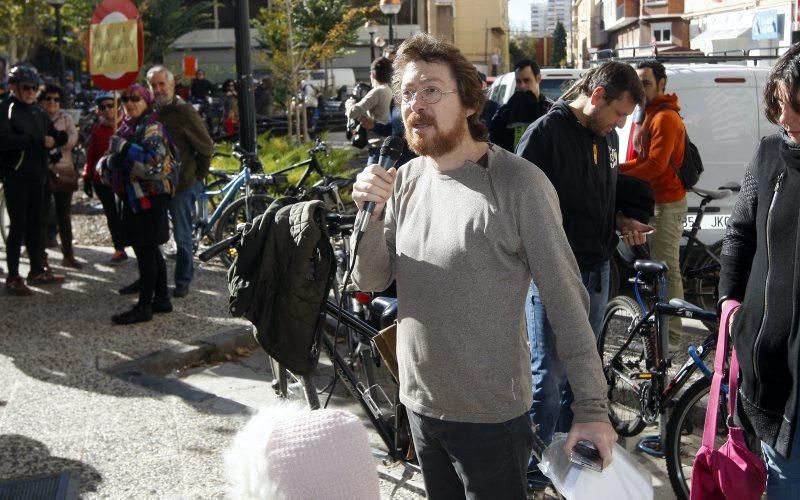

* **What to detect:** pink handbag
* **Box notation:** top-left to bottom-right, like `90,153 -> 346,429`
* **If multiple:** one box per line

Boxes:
690,300 -> 767,500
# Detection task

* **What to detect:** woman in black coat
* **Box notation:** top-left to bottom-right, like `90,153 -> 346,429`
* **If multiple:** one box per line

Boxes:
718,43 -> 800,498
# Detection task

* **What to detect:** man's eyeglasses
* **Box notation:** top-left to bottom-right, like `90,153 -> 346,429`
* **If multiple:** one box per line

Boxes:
97,104 -> 114,111
42,96 -> 60,103
399,87 -> 457,104
19,84 -> 38,92
120,95 -> 142,103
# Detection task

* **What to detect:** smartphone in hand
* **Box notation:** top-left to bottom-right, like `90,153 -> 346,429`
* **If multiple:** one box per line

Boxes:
570,439 -> 603,472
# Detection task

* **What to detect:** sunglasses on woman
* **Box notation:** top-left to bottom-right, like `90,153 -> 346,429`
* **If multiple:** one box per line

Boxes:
120,95 -> 142,103
97,103 -> 114,111
42,96 -> 60,103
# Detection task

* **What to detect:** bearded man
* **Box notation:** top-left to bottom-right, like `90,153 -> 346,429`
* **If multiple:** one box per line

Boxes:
349,33 -> 617,499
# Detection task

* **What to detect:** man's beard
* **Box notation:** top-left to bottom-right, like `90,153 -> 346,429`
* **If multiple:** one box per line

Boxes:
585,113 -> 610,137
404,110 -> 467,158
154,93 -> 172,107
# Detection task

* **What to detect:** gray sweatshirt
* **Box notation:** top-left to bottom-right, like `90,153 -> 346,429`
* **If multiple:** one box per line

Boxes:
351,145 -> 609,424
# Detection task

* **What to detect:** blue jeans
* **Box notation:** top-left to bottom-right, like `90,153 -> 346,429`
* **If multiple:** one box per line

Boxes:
525,260 -> 609,488
168,181 -> 202,287
763,430 -> 800,499
407,410 -> 533,499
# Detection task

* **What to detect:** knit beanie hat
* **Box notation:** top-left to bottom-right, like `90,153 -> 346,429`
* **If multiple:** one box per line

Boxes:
225,403 -> 379,500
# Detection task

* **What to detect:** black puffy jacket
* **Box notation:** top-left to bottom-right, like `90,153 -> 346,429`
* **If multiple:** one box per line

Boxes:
228,198 -> 336,376
719,132 -> 800,458
0,96 -> 64,182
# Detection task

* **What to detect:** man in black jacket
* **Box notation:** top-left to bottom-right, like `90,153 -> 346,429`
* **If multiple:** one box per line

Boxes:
0,64 -> 66,295
489,59 -> 552,152
516,61 -> 651,491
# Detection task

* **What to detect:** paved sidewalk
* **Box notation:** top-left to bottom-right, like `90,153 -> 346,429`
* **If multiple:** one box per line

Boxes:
0,245 -> 250,498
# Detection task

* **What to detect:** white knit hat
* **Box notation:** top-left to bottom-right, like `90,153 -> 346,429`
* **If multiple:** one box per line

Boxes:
225,402 -> 380,500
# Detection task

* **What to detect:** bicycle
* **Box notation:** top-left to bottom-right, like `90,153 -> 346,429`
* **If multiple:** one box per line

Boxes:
612,182 -> 740,312
204,140 -> 356,266
598,259 -> 724,498
191,146 -> 284,267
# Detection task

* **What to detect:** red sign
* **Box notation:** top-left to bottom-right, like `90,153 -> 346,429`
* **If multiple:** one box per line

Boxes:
89,0 -> 144,90
183,56 -> 197,78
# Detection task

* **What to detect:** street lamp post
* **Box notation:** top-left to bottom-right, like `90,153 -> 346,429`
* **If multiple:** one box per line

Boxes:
46,0 -> 67,90
379,0 -> 401,48
365,21 -> 377,63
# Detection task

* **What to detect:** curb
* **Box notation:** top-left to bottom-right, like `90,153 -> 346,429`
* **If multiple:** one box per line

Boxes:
106,326 -> 257,377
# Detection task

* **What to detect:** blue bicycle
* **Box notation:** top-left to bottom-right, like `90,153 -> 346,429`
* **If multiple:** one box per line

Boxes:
193,146 -> 284,266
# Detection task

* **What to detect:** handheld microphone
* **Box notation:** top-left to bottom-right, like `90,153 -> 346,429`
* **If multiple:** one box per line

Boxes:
359,136 -> 404,232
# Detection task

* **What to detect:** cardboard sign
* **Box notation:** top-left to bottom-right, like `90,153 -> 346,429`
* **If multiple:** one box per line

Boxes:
90,20 -> 138,74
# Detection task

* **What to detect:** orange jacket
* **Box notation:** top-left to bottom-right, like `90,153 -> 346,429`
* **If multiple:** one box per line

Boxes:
620,93 -> 686,204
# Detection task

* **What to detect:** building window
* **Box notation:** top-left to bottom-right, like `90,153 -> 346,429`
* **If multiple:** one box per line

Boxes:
651,22 -> 672,44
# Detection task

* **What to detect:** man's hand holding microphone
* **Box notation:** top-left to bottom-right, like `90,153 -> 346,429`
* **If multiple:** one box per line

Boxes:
353,136 -> 404,233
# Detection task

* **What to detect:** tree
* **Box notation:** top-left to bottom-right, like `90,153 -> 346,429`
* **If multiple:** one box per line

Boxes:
508,33 -> 537,66
139,0 -> 212,64
551,21 -> 567,68
254,0 -> 375,142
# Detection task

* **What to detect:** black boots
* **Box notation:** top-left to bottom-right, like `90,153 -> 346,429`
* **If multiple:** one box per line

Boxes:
111,304 -> 153,325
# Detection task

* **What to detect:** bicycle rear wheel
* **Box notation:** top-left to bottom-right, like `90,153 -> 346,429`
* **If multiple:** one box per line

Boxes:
665,377 -> 727,500
213,193 -> 273,266
684,240 -> 722,312
597,295 -> 648,437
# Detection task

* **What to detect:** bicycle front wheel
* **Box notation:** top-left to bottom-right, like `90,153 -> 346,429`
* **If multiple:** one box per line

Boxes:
665,377 -> 727,500
213,194 -> 273,266
597,295 -> 648,437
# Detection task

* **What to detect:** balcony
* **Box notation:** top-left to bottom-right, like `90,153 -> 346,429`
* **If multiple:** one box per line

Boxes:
603,0 -> 639,32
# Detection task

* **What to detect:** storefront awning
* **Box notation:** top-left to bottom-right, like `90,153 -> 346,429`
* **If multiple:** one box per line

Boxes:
692,25 -> 751,42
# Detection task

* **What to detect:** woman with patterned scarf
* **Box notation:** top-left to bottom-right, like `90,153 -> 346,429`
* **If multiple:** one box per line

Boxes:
98,83 -> 178,325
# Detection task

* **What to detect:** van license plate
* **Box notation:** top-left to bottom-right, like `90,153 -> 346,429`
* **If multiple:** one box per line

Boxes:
684,214 -> 731,230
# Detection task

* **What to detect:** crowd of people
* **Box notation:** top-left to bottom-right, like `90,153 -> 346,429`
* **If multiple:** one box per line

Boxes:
0,63 -> 213,326
4,34 -> 800,498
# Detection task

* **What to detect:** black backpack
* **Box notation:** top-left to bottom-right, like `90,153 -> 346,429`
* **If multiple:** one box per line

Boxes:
675,131 -> 703,189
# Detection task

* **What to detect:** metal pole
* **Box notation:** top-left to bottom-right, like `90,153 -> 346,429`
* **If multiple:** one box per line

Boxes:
233,0 -> 257,161
369,31 -> 376,62
55,4 -> 66,90
389,15 -> 394,47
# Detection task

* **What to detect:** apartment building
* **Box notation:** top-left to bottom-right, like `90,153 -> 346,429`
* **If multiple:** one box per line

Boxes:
531,0 -> 573,37
427,0 -> 510,74
684,0 -> 792,55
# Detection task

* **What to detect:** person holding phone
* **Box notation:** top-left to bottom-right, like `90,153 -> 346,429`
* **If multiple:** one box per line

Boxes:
620,59 -> 688,352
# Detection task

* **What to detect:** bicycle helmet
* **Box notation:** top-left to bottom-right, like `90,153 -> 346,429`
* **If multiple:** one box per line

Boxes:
7,64 -> 39,84
94,91 -> 114,104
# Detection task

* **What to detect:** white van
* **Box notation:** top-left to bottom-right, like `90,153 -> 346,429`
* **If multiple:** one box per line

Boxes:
300,68 -> 357,97
617,64 -> 773,243
487,68 -> 586,105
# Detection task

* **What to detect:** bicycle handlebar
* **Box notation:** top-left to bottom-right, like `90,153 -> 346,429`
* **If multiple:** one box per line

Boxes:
199,232 -> 240,262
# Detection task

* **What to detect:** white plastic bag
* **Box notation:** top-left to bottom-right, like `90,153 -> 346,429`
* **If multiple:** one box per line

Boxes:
538,433 -> 653,500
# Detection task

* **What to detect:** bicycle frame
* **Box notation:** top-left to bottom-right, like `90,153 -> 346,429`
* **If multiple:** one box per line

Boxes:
607,300 -> 717,413
608,271 -> 718,419
322,299 -> 406,460
195,166 -> 254,239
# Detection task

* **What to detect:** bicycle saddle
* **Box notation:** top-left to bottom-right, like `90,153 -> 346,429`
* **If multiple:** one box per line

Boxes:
668,298 -> 717,321
634,260 -> 668,275
368,296 -> 398,330
689,186 -> 731,200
